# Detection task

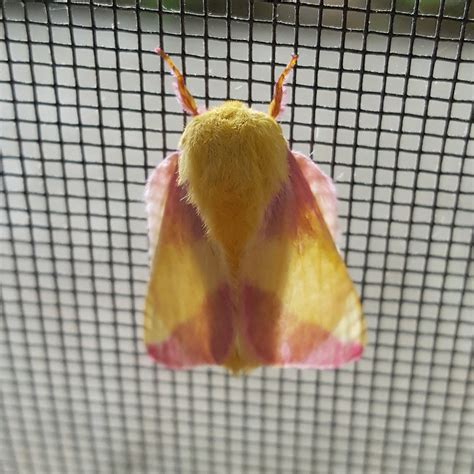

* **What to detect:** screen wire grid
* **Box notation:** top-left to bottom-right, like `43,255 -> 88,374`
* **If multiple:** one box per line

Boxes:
0,1 -> 473,474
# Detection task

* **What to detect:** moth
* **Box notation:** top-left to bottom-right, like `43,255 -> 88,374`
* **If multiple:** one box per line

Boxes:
144,48 -> 366,373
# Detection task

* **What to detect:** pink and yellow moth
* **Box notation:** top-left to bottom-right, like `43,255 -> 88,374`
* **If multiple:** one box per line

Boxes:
144,48 -> 366,373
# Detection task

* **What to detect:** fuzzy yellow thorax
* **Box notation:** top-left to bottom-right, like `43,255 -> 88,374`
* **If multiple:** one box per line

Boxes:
178,101 -> 288,273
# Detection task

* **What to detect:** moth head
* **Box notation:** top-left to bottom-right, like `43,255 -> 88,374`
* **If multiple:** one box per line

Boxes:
177,101 -> 288,208
155,49 -> 298,208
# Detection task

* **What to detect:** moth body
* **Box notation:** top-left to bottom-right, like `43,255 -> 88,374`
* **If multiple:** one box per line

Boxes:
179,101 -> 288,273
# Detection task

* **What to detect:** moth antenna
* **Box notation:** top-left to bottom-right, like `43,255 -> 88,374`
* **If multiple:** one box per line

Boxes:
155,47 -> 199,116
268,54 -> 298,119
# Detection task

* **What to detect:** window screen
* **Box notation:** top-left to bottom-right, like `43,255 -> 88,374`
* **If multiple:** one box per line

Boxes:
1,1 -> 473,473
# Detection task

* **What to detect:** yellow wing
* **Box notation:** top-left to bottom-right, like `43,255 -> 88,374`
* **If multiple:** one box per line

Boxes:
144,153 -> 234,368
236,151 -> 366,369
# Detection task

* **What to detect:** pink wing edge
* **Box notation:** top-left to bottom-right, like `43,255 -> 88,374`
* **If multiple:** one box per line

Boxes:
292,151 -> 339,242
144,151 -> 180,256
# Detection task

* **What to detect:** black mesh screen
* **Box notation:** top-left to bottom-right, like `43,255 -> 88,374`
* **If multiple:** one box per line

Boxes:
1,1 -> 473,473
